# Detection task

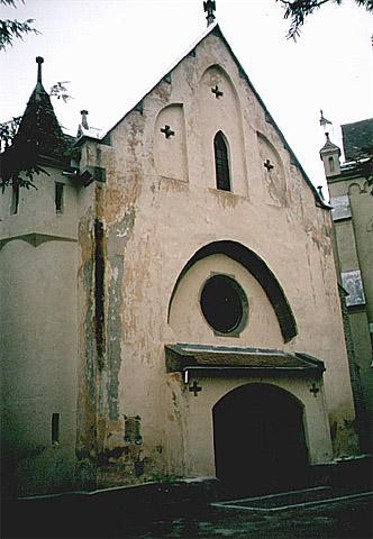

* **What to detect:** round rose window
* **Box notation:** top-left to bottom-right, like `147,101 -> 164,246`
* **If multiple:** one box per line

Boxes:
200,274 -> 248,334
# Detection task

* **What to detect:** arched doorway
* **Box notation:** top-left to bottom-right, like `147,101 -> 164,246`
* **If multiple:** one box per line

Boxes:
213,383 -> 309,494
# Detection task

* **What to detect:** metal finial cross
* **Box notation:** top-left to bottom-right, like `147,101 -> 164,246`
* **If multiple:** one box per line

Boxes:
211,85 -> 223,98
160,125 -> 175,139
309,383 -> 320,397
189,380 -> 202,397
203,0 -> 216,27
264,159 -> 274,171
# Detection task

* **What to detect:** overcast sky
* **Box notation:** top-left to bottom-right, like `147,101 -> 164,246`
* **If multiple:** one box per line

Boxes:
1,0 -> 372,194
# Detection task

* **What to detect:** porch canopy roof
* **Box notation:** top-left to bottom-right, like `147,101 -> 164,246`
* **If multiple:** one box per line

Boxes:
165,343 -> 325,377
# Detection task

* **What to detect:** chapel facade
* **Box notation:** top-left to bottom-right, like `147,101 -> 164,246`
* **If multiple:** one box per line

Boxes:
0,17 -> 360,496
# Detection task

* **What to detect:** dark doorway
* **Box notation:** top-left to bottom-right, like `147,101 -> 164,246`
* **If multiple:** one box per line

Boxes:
213,383 -> 309,495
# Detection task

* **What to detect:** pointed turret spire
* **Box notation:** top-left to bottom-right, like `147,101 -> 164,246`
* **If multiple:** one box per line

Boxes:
8,57 -> 71,165
1,57 -> 73,185
203,0 -> 216,26
36,56 -> 44,84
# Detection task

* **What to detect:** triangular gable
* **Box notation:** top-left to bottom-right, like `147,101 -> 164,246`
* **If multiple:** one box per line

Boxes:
99,23 -> 326,207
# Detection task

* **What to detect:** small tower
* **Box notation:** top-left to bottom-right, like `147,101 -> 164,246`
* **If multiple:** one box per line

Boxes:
319,132 -> 341,178
319,110 -> 341,179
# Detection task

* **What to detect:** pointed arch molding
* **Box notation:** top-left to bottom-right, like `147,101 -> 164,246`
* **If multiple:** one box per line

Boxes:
0,233 -> 77,250
168,240 -> 297,343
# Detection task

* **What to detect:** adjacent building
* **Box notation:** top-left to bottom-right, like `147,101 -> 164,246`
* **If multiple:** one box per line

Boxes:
320,118 -> 373,451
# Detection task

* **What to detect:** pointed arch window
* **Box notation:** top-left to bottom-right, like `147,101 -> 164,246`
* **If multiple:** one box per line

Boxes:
328,156 -> 335,174
214,131 -> 231,191
11,184 -> 19,215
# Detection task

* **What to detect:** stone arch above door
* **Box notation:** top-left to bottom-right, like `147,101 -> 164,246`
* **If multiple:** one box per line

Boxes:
168,240 -> 297,343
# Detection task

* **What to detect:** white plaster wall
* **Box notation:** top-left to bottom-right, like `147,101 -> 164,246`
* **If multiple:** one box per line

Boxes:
0,168 -> 78,242
169,253 -> 283,346
180,377 -> 332,478
0,172 -> 79,495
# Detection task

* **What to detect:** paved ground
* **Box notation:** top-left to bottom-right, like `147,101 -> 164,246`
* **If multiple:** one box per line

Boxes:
3,486 -> 372,538
99,491 -> 373,538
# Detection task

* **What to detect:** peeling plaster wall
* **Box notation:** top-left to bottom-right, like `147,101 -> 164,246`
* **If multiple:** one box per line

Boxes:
75,31 -> 358,486
0,26 -> 359,495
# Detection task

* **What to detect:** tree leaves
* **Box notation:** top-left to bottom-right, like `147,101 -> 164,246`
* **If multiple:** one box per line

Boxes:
0,0 -> 39,51
277,0 -> 372,40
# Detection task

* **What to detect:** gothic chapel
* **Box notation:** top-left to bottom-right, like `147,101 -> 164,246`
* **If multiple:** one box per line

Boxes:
0,5 -> 360,496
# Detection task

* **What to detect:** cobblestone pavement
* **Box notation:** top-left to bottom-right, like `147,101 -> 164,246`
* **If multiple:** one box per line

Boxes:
112,492 -> 372,539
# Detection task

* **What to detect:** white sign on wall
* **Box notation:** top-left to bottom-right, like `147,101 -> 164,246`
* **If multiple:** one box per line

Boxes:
331,195 -> 352,221
342,270 -> 366,307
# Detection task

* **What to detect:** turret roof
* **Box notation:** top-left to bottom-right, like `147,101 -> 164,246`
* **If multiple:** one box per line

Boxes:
12,57 -> 72,166
319,133 -> 341,155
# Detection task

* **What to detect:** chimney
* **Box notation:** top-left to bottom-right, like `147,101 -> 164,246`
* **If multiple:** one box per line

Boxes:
80,110 -> 89,130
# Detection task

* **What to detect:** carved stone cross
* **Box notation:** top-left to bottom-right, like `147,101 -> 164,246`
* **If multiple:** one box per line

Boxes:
160,125 -> 175,138
189,380 -> 202,397
211,85 -> 223,98
309,383 -> 320,397
264,159 -> 274,171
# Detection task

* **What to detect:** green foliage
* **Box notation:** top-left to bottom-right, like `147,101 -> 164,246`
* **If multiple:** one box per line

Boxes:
0,0 -> 39,52
277,0 -> 373,40
0,136 -> 44,192
0,116 -> 21,152
0,117 -> 40,191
